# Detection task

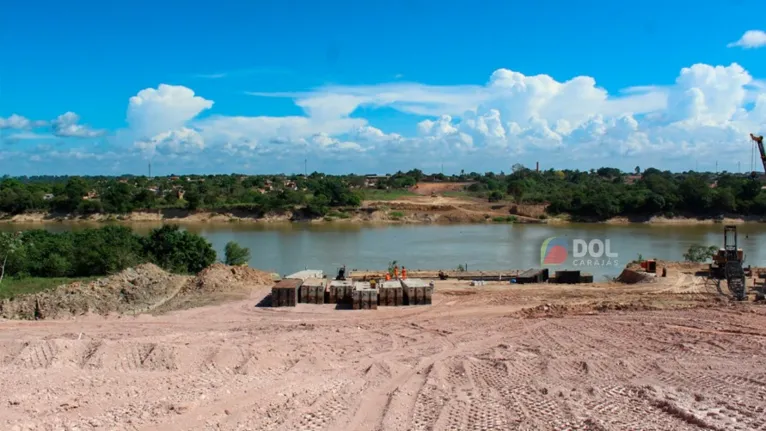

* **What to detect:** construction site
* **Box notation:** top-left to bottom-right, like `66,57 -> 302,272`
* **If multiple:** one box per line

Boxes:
0,218 -> 765,430
2,132 -> 766,429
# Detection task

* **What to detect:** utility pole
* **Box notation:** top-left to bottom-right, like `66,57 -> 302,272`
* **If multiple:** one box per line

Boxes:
148,161 -> 152,179
716,161 -> 718,173
304,158 -> 307,176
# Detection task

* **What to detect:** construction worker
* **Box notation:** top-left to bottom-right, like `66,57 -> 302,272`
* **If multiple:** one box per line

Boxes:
385,272 -> 391,281
402,266 -> 407,279
393,265 -> 399,280
370,278 -> 377,289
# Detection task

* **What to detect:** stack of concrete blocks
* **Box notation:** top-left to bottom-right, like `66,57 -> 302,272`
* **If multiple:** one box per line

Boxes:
401,278 -> 433,305
379,279 -> 404,306
353,281 -> 378,310
300,277 -> 326,304
328,280 -> 354,305
271,279 -> 301,307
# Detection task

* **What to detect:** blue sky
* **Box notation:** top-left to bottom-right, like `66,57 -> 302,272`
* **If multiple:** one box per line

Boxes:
2,0 -> 766,176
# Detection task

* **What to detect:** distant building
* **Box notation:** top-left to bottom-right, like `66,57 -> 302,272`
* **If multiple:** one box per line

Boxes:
43,193 -> 54,201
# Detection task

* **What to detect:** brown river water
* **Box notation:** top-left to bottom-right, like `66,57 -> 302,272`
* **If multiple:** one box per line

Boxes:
2,222 -> 765,279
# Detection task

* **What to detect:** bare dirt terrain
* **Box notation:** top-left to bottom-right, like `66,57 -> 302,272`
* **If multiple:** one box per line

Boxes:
362,193 -> 543,224
2,266 -> 766,430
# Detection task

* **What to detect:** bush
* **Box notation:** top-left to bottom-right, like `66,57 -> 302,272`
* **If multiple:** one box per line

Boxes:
224,241 -> 251,266
488,191 -> 504,202
143,225 -> 217,274
683,244 -> 718,262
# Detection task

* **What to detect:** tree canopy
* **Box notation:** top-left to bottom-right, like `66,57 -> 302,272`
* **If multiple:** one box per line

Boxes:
2,167 -> 765,221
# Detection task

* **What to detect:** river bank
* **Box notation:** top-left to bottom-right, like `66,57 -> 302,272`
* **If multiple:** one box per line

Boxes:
2,209 -> 764,225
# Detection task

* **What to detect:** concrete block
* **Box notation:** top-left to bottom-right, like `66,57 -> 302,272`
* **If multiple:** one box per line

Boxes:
301,277 -> 325,304
353,288 -> 378,310
401,278 -> 433,306
380,280 -> 404,306
271,279 -> 301,307
329,280 -> 354,304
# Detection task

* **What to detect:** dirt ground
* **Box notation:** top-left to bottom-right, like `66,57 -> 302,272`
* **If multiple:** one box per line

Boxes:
408,182 -> 476,195
2,267 -> 766,430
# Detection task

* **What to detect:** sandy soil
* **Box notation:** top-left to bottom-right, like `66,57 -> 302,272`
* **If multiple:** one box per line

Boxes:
408,182 -> 476,195
2,266 -> 766,430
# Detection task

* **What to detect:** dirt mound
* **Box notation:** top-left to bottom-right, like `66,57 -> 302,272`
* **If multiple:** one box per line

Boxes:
616,268 -> 658,284
0,264 -> 184,320
409,182 -> 474,195
516,300 -> 660,318
183,263 -> 274,294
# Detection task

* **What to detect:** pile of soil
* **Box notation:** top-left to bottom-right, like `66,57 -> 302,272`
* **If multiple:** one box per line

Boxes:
183,263 -> 274,294
516,300 -> 660,318
616,268 -> 658,284
0,264 -> 184,320
0,263 -> 275,320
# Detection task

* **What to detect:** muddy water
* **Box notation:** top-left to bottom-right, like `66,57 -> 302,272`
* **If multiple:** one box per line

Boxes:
3,222 -> 766,279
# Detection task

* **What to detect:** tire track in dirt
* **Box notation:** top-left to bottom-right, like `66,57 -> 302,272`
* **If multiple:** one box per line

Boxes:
341,332 -> 511,431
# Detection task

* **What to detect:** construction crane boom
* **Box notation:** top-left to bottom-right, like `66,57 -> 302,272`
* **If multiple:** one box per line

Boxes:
750,133 -> 766,174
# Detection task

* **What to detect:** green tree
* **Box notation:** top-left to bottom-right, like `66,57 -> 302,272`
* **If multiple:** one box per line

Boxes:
224,241 -> 251,266
72,225 -> 145,276
143,224 -> 216,273
488,190 -> 504,202
0,232 -> 22,284
683,244 -> 719,262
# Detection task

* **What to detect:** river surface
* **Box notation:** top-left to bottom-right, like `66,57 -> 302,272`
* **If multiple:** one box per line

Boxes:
2,222 -> 766,279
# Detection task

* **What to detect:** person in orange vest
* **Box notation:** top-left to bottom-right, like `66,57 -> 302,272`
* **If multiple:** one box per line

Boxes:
393,265 -> 399,279
385,272 -> 391,281
402,266 -> 407,279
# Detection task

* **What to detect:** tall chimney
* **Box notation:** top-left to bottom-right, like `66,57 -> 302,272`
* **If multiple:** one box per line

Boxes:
536,161 -> 539,172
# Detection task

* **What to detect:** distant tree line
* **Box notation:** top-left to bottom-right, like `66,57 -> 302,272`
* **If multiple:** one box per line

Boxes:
0,225 -> 219,280
3,166 -> 766,220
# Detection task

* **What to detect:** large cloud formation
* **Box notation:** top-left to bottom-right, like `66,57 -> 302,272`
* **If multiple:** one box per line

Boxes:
2,62 -> 766,174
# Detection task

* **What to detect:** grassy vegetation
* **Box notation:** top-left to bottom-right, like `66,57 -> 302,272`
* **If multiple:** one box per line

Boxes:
389,211 -> 405,220
327,210 -> 351,219
0,276 -> 99,299
360,189 -> 416,200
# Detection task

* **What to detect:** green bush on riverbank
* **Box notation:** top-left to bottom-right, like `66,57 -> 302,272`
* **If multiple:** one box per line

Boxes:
0,225 -> 217,281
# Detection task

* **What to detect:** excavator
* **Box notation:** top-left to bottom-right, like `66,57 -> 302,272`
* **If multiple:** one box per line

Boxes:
709,225 -> 747,301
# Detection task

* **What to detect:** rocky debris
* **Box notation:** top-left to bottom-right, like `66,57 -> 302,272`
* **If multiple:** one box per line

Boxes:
516,300 -> 660,318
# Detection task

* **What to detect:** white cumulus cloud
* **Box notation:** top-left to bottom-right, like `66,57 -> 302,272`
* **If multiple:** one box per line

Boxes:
6,59 -> 766,174
727,30 -> 766,49
52,112 -> 104,138
0,114 -> 47,130
135,127 -> 205,159
127,84 -> 214,138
